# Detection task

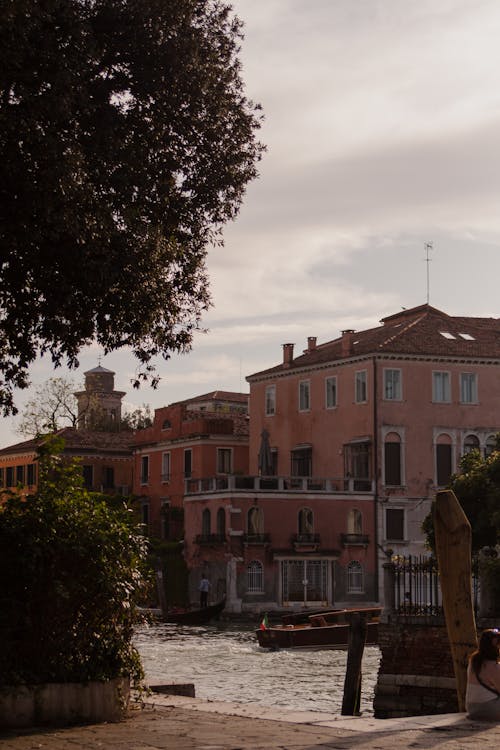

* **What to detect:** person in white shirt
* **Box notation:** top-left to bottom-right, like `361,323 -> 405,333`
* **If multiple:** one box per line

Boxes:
466,628 -> 500,719
198,575 -> 211,608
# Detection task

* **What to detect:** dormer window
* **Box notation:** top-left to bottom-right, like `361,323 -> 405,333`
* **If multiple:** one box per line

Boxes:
439,331 -> 456,340
459,333 -> 475,340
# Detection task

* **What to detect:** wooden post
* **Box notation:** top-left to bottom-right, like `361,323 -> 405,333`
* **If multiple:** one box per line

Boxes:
341,612 -> 367,715
433,489 -> 478,712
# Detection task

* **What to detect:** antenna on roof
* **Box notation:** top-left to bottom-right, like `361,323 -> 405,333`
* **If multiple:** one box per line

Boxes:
424,241 -> 433,304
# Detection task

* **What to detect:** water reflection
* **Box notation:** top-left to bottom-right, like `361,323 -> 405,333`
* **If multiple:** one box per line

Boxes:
134,621 -> 380,715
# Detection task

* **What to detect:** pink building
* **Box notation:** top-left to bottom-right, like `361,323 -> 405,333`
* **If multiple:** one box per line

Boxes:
183,304 -> 500,614
131,392 -> 249,540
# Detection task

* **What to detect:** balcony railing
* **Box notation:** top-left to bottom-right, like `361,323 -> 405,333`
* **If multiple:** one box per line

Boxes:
195,533 -> 226,545
242,533 -> 271,544
185,475 -> 375,495
292,533 -> 320,549
340,532 -> 370,547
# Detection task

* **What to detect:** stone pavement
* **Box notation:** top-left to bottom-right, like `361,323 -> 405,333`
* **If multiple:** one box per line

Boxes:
2,694 -> 500,749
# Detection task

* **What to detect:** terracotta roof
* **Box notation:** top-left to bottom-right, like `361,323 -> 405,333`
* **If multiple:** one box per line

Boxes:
0,428 -> 133,457
172,391 -> 249,406
248,305 -> 500,379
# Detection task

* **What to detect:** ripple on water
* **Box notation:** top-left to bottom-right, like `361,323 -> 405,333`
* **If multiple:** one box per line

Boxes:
134,622 -> 380,715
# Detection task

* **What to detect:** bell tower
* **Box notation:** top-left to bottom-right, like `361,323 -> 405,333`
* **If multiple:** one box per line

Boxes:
74,366 -> 126,430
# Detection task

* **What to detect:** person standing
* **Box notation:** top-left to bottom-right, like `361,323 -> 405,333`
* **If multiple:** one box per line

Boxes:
199,574 -> 211,608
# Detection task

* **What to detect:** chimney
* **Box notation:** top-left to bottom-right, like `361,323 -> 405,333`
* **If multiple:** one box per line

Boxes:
307,336 -> 317,353
282,343 -> 295,368
341,329 -> 355,357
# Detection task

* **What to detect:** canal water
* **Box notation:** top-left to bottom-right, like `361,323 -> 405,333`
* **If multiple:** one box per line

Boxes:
134,621 -> 381,716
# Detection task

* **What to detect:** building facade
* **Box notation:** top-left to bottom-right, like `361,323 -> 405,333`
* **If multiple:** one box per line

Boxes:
183,305 -> 500,614
131,392 -> 249,540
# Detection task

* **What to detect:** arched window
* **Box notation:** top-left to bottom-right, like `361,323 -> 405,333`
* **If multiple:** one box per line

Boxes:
485,435 -> 497,457
463,434 -> 480,455
162,419 -> 172,430
216,507 -> 226,537
202,508 -> 211,537
384,432 -> 401,486
435,434 -> 453,487
248,506 -> 264,535
347,560 -> 364,593
347,509 -> 362,535
298,507 -> 313,535
247,560 -> 264,593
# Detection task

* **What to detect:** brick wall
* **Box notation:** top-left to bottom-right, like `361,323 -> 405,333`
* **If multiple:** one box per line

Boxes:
374,620 -> 458,718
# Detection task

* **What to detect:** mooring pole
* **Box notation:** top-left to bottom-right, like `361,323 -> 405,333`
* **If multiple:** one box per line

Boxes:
341,612 -> 367,715
433,489 -> 478,712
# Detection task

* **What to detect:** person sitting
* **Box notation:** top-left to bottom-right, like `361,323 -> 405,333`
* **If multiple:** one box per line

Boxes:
466,628 -> 500,720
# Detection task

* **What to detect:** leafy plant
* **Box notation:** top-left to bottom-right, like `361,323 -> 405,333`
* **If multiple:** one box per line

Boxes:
0,437 -> 148,687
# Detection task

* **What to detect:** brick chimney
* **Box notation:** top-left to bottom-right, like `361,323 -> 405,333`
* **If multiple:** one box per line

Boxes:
341,329 -> 355,357
307,336 -> 317,353
282,343 -> 295,368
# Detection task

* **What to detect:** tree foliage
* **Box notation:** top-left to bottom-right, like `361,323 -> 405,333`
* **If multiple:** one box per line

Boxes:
422,440 -> 500,553
0,0 -> 264,415
0,436 -> 148,686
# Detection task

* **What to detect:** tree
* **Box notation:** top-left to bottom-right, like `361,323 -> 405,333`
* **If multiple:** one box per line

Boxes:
0,436 -> 148,686
422,439 -> 500,553
0,0 -> 264,415
16,376 -> 83,436
121,404 -> 153,431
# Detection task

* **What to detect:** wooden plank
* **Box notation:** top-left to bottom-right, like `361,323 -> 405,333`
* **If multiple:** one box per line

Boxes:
341,612 -> 367,715
433,489 -> 478,711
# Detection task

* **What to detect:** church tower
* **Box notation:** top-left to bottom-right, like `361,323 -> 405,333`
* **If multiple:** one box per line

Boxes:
74,366 -> 126,430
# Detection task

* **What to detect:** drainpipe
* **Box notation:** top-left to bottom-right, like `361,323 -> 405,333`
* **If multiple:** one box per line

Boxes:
372,356 -> 380,603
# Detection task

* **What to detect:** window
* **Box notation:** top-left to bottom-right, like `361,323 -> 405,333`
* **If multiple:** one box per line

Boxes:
82,464 -> 93,489
347,561 -> 364,593
140,455 -> 149,484
291,446 -> 312,477
216,507 -> 226,537
298,507 -> 314,534
347,509 -> 362,535
344,441 -> 371,491
384,369 -> 402,400
202,508 -> 211,537
355,370 -> 367,403
247,561 -> 264,593
103,466 -> 114,489
184,449 -> 192,478
162,419 -> 172,430
485,435 -> 497,457
299,380 -> 310,411
26,463 -> 36,486
460,373 -> 477,404
5,466 -> 14,487
265,385 -> 276,416
161,452 -> 171,481
463,434 -> 480,455
432,371 -> 451,402
386,508 -> 405,541
436,435 -> 452,486
325,376 -> 337,409
0,468 -> 4,487
248,506 -> 264,535
217,448 -> 232,474
384,433 -> 402,486
16,465 -> 24,485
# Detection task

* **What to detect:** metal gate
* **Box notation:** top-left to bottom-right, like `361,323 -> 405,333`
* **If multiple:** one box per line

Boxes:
281,559 -> 329,605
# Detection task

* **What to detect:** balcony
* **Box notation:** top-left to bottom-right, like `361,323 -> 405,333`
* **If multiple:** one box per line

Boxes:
292,532 -> 321,551
185,475 -> 375,495
242,533 -> 271,545
195,533 -> 226,546
340,532 -> 370,547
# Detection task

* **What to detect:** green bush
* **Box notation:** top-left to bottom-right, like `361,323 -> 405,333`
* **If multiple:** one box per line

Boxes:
0,439 -> 148,687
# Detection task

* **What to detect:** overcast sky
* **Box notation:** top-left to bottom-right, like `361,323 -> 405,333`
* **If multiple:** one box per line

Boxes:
3,0 -> 500,446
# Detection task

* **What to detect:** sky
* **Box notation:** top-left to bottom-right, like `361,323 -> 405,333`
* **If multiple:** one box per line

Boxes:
2,0 -> 500,447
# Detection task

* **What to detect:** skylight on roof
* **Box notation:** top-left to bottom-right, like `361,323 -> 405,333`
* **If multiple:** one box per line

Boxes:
459,333 -> 475,341
439,331 -> 456,340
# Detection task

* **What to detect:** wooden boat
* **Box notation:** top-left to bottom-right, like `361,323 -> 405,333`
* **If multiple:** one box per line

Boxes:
255,606 -> 381,650
163,598 -> 226,625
